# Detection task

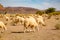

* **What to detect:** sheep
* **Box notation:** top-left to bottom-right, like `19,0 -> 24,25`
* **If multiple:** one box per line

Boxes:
24,16 -> 39,32
0,21 -> 7,33
4,15 -> 10,21
35,15 -> 46,26
29,14 -> 45,24
0,14 -> 3,18
15,16 -> 25,25
42,14 -> 48,17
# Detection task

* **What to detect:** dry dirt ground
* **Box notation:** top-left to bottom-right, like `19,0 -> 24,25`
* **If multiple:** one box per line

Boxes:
0,15 -> 60,40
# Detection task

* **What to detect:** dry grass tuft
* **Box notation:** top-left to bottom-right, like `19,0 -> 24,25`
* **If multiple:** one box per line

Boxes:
55,23 -> 60,30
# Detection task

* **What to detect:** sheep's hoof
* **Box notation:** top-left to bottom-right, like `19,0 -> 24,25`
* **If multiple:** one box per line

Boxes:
24,30 -> 30,33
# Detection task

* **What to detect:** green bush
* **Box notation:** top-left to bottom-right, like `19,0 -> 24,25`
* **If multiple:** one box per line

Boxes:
47,12 -> 60,15
47,11 -> 60,19
36,11 -> 44,15
51,12 -> 60,15
45,7 -> 56,14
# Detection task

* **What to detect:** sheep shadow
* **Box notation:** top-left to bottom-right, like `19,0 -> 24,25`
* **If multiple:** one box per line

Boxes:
11,31 -> 24,33
52,29 -> 60,30
11,31 -> 31,33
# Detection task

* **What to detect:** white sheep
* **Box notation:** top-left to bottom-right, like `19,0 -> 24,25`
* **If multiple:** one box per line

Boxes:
16,16 -> 25,25
4,15 -> 10,21
0,21 -> 7,32
24,16 -> 39,32
35,15 -> 46,26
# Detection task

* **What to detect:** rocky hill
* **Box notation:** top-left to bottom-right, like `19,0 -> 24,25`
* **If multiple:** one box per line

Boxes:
0,7 -> 39,14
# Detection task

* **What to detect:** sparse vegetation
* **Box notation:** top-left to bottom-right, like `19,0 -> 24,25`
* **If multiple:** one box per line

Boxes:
55,23 -> 60,30
49,12 -> 60,15
45,7 -> 56,14
46,11 -> 60,19
55,17 -> 59,20
36,11 -> 44,15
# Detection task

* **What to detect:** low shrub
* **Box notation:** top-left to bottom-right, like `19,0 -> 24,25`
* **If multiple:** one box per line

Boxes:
55,23 -> 60,30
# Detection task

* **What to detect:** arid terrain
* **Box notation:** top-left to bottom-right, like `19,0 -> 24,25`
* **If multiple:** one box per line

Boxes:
0,0 -> 60,40
0,14 -> 60,40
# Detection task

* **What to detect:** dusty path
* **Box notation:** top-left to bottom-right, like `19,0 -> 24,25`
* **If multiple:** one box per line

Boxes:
0,28 -> 60,40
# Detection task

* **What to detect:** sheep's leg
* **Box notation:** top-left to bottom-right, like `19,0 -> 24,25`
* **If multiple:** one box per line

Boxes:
1,26 -> 4,33
32,27 -> 35,32
21,21 -> 23,24
1,26 -> 7,33
24,27 -> 27,33
35,26 -> 39,31
3,26 -> 7,31
24,22 -> 29,33
22,22 -> 24,24
31,26 -> 35,32
0,28 -> 2,33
